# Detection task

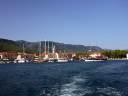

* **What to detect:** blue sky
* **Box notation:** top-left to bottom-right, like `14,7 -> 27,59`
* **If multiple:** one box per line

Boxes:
0,0 -> 128,50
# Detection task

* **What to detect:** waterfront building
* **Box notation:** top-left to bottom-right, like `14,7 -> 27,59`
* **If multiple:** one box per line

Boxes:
126,53 -> 128,60
90,52 -> 102,58
64,53 -> 76,61
0,52 -> 35,63
46,53 -> 57,59
16,53 -> 35,63
0,52 -> 8,59
0,52 -> 9,62
25,54 -> 35,62
16,53 -> 25,60
6,53 -> 17,62
0,52 -> 18,63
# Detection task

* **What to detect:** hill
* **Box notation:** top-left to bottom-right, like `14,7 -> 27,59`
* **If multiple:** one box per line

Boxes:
0,38 -> 104,53
16,40 -> 104,53
0,38 -> 37,53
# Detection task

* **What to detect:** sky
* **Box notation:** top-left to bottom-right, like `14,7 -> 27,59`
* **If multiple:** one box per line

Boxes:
0,0 -> 128,50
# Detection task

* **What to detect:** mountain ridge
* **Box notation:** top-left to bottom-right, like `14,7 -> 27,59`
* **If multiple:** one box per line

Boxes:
16,40 -> 104,52
0,38 -> 104,53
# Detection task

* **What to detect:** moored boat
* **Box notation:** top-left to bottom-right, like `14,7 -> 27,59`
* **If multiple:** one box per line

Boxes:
85,58 -> 106,62
57,58 -> 68,62
48,58 -> 57,62
85,52 -> 107,62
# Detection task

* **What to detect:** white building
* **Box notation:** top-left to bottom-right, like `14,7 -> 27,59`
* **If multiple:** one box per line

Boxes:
126,53 -> 128,60
90,52 -> 102,58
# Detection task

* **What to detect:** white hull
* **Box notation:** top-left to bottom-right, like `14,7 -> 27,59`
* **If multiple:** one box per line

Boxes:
85,59 -> 105,62
14,58 -> 27,63
18,60 -> 25,63
57,59 -> 68,62
48,59 -> 57,62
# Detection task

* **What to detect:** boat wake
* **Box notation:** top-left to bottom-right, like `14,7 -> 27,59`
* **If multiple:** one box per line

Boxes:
60,75 -> 87,96
59,75 -> 124,96
96,87 -> 123,96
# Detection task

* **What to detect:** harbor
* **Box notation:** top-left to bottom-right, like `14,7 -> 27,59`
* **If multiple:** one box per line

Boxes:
0,0 -> 128,96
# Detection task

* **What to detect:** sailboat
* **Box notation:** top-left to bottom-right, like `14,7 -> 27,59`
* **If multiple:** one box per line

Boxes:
34,42 -> 48,63
48,43 -> 57,62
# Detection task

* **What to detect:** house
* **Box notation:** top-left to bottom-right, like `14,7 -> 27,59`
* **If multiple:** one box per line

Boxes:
16,53 -> 35,62
46,53 -> 57,59
0,52 -> 18,62
0,52 -> 8,59
0,52 -> 9,62
6,53 -> 17,61
16,53 -> 25,61
90,52 -> 102,58
25,54 -> 35,62
63,53 -> 76,60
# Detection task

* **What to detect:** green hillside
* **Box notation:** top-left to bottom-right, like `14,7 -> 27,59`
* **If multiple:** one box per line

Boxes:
0,38 -> 37,53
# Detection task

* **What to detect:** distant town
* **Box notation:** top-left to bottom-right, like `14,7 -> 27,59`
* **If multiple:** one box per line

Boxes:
1,46 -> 128,63
0,38 -> 128,63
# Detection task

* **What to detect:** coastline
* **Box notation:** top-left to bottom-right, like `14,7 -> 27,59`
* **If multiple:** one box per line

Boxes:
107,58 -> 128,60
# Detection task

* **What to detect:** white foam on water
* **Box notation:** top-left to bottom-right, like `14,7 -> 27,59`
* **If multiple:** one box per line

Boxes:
38,83 -> 60,96
97,87 -> 123,96
60,76 -> 90,96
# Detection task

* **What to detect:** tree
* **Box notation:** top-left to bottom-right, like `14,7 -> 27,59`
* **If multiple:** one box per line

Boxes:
75,52 -> 87,56
111,50 -> 120,58
119,50 -> 127,58
102,51 -> 111,58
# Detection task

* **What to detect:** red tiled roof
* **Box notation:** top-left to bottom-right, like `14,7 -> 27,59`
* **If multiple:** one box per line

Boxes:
64,53 -> 75,54
91,52 -> 101,55
57,53 -> 65,55
17,53 -> 25,55
7,53 -> 17,55
47,53 -> 56,55
0,52 -> 7,55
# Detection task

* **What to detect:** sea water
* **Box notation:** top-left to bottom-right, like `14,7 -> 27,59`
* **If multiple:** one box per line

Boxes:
0,60 -> 128,96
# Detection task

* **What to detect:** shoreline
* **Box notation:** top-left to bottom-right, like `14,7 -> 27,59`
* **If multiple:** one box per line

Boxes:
107,58 -> 128,60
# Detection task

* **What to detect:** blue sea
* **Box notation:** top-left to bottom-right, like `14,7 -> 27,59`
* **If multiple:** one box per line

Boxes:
0,60 -> 128,96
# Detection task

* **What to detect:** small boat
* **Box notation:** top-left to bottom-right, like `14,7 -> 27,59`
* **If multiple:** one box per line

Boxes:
16,58 -> 29,63
48,58 -> 57,62
34,57 -> 48,62
85,59 -> 106,62
85,56 -> 107,62
35,59 -> 48,62
18,58 -> 26,63
57,58 -> 68,62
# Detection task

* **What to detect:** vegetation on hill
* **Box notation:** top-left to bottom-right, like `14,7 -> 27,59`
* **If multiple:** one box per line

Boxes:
16,40 -> 104,52
0,38 -> 37,53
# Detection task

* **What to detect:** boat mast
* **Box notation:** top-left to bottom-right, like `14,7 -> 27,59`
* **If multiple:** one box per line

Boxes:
39,42 -> 42,60
96,42 -> 98,55
48,41 -> 49,53
52,43 -> 53,53
23,44 -> 26,59
45,39 -> 47,58
89,43 -> 91,52
23,44 -> 25,54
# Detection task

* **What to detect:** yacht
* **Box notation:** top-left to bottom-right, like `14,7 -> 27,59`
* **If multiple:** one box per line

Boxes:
85,58 -> 106,62
85,53 -> 107,62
